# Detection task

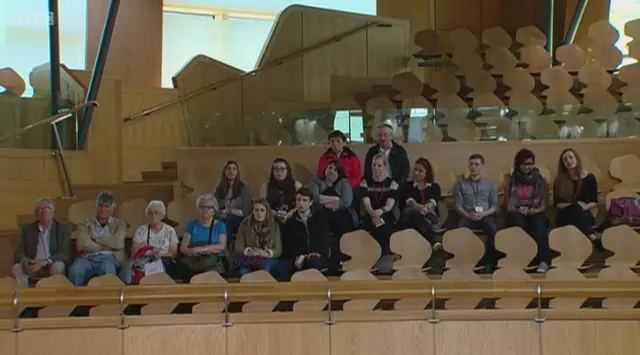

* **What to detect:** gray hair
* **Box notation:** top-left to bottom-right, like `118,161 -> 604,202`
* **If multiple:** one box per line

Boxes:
35,198 -> 55,212
196,193 -> 218,211
145,200 -> 166,218
96,191 -> 117,209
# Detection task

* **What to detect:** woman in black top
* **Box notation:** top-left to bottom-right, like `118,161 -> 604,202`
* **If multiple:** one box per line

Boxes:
553,148 -> 603,250
360,153 -> 399,255
310,159 -> 357,240
260,157 -> 302,225
399,157 -> 442,250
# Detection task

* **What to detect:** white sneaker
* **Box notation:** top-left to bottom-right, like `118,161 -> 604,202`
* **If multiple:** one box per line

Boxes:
433,242 -> 443,251
536,262 -> 549,274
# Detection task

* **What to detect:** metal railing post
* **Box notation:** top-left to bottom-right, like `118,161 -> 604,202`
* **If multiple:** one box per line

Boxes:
564,0 -> 589,45
79,0 -> 121,149
545,0 -> 555,55
51,122 -> 76,198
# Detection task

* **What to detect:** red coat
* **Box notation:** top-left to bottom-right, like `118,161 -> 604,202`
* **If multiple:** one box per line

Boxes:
316,147 -> 362,187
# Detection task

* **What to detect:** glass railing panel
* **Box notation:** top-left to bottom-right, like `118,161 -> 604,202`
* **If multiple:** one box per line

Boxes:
182,103 -> 640,147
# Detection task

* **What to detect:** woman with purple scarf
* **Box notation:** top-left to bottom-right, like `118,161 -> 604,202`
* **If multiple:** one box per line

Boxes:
504,149 -> 550,273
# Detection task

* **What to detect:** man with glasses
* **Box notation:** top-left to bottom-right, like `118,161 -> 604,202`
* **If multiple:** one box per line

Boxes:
364,123 -> 411,184
12,198 -> 70,287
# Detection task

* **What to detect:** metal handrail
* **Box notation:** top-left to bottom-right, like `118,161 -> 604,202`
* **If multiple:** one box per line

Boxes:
123,21 -> 386,123
0,101 -> 98,143
0,100 -> 99,199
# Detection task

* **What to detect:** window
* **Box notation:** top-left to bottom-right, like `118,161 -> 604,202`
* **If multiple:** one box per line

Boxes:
0,0 -> 86,97
609,0 -> 640,66
333,110 -> 364,143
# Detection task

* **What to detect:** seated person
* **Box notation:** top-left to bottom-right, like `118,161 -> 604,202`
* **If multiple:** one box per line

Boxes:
69,191 -> 127,286
13,198 -> 69,287
364,123 -> 411,184
399,158 -> 443,250
214,160 -> 252,242
504,149 -> 550,273
361,153 -> 399,256
260,157 -> 302,226
234,198 -> 282,276
310,159 -> 357,241
275,187 -> 329,281
127,200 -> 179,283
553,148 -> 604,251
453,154 -> 499,272
316,130 -> 362,188
179,194 -> 228,279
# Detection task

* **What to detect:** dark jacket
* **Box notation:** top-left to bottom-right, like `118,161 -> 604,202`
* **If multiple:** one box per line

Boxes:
282,210 -> 330,260
364,142 -> 411,184
14,220 -> 70,263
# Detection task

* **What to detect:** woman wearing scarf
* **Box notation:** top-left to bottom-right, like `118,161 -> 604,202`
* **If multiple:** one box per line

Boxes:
504,149 -> 550,274
234,198 -> 282,276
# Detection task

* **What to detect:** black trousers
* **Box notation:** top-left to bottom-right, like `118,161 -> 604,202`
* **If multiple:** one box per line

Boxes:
458,216 -> 498,266
556,203 -> 595,237
363,212 -> 394,255
399,211 -> 441,244
327,208 -> 355,239
505,211 -> 550,264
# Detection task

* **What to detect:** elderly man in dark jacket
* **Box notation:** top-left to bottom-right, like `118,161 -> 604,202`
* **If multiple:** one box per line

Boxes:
364,123 -> 411,184
13,198 -> 70,287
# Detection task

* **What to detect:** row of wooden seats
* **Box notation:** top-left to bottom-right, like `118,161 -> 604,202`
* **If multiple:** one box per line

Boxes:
2,224 -> 638,317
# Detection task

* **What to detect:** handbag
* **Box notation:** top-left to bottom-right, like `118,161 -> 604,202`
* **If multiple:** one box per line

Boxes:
234,254 -> 268,270
610,197 -> 640,227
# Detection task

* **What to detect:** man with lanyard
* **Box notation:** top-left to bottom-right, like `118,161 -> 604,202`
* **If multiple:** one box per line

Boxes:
453,153 -> 501,272
363,123 -> 411,184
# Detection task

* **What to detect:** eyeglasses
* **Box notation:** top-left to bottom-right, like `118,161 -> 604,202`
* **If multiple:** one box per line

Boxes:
200,205 -> 214,210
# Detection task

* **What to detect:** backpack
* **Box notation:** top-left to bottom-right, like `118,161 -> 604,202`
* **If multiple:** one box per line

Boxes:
609,197 -> 640,227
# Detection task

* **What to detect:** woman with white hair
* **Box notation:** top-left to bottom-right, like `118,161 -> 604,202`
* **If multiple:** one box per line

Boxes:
131,201 -> 179,270
179,193 -> 228,279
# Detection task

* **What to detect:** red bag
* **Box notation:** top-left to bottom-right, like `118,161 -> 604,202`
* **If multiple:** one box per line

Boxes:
609,197 -> 640,227
130,245 -> 155,285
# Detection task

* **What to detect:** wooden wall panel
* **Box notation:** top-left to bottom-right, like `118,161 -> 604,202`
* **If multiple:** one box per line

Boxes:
124,325 -> 224,355
542,321 -> 640,355
331,322 -> 433,355
16,328 -> 122,355
0,331 -> 14,355
436,322 -> 539,355
86,0 -> 163,87
228,324 -> 329,355
367,24 -> 412,78
302,14 -> 368,102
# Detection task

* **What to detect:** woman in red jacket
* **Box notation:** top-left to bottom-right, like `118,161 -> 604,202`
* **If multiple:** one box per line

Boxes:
316,130 -> 362,188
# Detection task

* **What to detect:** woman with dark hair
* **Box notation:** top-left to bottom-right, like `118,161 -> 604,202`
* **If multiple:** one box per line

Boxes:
316,130 -> 362,188
553,148 -> 603,250
234,198 -> 282,276
260,157 -> 302,225
310,159 -> 357,247
504,149 -> 550,273
399,157 -> 443,250
214,161 -> 252,241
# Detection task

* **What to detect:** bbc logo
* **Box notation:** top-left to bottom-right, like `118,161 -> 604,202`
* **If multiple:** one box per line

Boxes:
6,11 -> 55,27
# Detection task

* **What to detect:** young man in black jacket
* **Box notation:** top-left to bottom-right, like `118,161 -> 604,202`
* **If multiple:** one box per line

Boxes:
274,187 -> 329,281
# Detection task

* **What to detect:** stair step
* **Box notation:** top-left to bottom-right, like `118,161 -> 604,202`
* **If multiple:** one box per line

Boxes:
161,161 -> 177,172
141,171 -> 177,183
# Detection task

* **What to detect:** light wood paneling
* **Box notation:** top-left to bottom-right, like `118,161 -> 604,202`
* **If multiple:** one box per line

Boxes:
543,321 -> 640,355
124,325 -> 224,355
173,6 -> 409,146
177,139 -> 640,198
228,323 -> 329,355
331,322 -> 433,355
16,328 -> 122,355
0,331 -> 15,355
86,0 -> 163,87
436,321 -> 539,355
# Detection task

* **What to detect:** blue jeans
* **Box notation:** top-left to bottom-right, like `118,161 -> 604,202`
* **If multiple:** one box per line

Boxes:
69,253 -> 120,286
274,256 -> 327,282
238,258 -> 278,276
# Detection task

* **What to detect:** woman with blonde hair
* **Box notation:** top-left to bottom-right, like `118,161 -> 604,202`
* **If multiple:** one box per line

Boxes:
234,198 -> 282,276
553,148 -> 604,251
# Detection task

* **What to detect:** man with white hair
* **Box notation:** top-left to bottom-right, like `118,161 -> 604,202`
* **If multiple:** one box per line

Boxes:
68,191 -> 127,286
12,198 -> 70,287
364,123 -> 411,184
